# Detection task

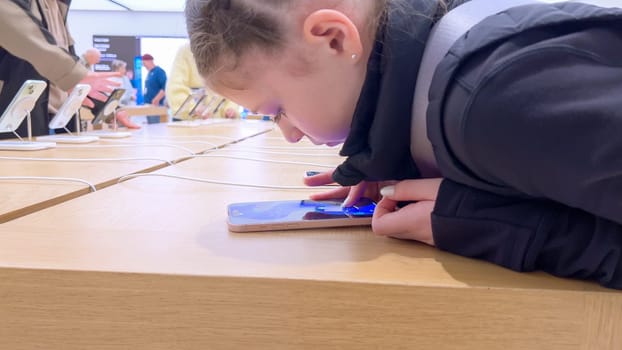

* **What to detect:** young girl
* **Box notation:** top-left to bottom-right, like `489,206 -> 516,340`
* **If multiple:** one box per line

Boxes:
185,0 -> 622,289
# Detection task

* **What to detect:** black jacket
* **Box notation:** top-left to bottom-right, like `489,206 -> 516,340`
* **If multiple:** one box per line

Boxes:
335,0 -> 622,288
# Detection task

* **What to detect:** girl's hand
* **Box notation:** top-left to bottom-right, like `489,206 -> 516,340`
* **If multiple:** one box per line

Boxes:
303,170 -> 350,200
372,178 -> 442,246
303,170 -> 392,206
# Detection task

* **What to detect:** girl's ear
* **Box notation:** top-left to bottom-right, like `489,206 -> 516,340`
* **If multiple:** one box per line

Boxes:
302,9 -> 363,62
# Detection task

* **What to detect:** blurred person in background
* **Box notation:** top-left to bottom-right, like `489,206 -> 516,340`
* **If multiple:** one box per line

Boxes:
109,59 -> 140,129
165,43 -> 240,120
0,0 -> 119,138
142,53 -> 166,124
79,47 -> 101,72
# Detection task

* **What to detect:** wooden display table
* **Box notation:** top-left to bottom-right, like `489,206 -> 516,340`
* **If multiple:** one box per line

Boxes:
0,121 -> 274,223
118,105 -> 169,122
0,130 -> 619,349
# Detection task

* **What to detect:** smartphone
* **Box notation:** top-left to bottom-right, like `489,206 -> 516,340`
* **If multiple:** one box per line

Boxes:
227,198 -> 376,232
0,80 -> 47,133
195,95 -> 218,118
171,94 -> 194,120
48,84 -> 91,129
188,94 -> 207,117
171,92 -> 205,120
211,98 -> 227,115
91,88 -> 126,125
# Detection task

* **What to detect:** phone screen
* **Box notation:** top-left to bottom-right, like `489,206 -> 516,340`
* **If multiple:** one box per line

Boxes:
228,198 -> 375,226
188,95 -> 207,117
92,88 -> 126,125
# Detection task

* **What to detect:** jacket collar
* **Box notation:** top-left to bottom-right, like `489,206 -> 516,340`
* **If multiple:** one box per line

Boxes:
333,0 -> 438,186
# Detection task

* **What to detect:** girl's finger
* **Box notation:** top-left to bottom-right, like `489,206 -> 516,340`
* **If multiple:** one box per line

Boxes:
343,181 -> 367,207
303,171 -> 334,186
372,200 -> 435,244
309,187 -> 350,201
372,197 -> 409,236
380,178 -> 442,201
372,197 -> 398,221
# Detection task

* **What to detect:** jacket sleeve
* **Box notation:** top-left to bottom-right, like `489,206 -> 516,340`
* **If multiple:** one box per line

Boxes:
432,179 -> 622,289
453,29 -> 622,226
0,0 -> 87,90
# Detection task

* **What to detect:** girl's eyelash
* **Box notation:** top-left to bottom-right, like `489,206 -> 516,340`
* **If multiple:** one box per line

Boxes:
274,108 -> 286,123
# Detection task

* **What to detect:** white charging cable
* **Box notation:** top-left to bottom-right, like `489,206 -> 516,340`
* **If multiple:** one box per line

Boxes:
0,176 -> 96,192
100,138 -> 219,147
202,148 -> 343,157
187,154 -> 337,168
58,142 -> 197,155
224,144 -> 340,151
135,134 -> 238,141
117,172 -> 333,190
0,155 -> 174,165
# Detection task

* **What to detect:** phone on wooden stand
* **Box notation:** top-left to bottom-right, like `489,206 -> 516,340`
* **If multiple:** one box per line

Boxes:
48,84 -> 91,129
91,88 -> 126,125
0,80 -> 47,133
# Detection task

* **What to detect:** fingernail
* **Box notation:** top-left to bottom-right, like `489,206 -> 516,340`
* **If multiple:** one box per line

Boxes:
380,185 -> 395,197
341,193 -> 353,208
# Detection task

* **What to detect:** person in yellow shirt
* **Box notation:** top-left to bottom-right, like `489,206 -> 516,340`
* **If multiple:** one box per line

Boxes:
165,42 -> 240,120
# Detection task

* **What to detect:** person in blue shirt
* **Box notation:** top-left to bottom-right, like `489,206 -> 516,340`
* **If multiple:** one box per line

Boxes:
141,53 -> 167,124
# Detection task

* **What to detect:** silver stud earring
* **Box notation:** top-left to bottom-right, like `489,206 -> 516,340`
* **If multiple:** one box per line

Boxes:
351,53 -> 358,60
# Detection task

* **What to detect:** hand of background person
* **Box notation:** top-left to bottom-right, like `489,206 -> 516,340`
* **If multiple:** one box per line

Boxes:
191,104 -> 212,119
224,107 -> 238,119
372,178 -> 442,246
77,71 -> 121,107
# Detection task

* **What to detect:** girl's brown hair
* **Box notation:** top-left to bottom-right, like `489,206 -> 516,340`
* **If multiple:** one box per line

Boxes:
185,0 -> 389,78
185,0 -> 450,79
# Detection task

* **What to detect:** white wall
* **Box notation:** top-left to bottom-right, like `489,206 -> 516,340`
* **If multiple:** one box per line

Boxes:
67,10 -> 188,55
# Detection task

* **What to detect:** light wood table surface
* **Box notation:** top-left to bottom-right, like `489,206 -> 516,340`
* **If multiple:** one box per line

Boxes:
117,105 -> 169,122
0,120 -> 273,223
0,130 -> 620,350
